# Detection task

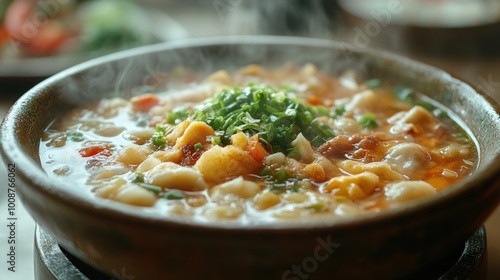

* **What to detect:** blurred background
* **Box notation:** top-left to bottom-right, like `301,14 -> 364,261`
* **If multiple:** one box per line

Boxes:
0,0 -> 499,279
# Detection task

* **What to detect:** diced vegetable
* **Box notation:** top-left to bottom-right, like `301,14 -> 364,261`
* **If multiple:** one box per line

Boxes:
335,106 -> 346,116
130,94 -> 160,112
138,183 -> 162,195
165,107 -> 189,124
67,130 -> 85,142
78,145 -> 110,157
364,78 -> 381,89
162,190 -> 185,200
152,124 -> 169,147
358,113 -> 378,129
246,134 -> 269,162
393,87 -> 415,103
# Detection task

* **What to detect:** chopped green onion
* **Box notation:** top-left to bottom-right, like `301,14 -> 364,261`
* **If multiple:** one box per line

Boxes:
335,106 -> 346,116
152,124 -> 168,147
306,203 -> 329,213
193,142 -> 203,151
358,113 -> 379,129
393,87 -> 415,103
138,183 -> 162,195
281,84 -> 293,91
287,148 -> 301,160
165,107 -> 189,124
132,171 -> 144,183
191,85 -> 335,153
274,168 -> 288,183
259,167 -> 272,176
66,130 -> 85,142
365,78 -> 381,89
211,136 -> 222,146
162,190 -> 185,200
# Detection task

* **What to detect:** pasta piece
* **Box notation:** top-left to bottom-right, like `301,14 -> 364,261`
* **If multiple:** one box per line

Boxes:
437,143 -> 471,159
291,133 -> 314,163
305,163 -> 326,182
323,172 -> 379,200
153,149 -> 183,164
194,145 -> 261,184
205,70 -> 233,85
204,205 -> 243,220
116,145 -> 151,166
345,90 -> 379,114
385,181 -> 436,202
137,156 -> 162,172
231,132 -> 248,150
339,160 -> 406,182
128,128 -> 155,145
400,106 -> 435,125
174,121 -> 215,149
211,177 -> 261,200
264,152 -> 286,165
147,162 -> 207,191
388,106 -> 436,134
239,64 -> 264,76
384,143 -> 432,178
165,120 -> 191,146
334,203 -> 362,216
95,180 -> 156,207
333,117 -> 362,135
254,191 -> 281,210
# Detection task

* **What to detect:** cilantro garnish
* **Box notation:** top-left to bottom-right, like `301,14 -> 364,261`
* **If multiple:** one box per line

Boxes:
192,85 -> 335,153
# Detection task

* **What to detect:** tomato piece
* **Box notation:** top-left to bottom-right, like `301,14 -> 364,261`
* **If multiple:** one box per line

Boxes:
4,0 -> 32,42
307,96 -> 322,106
4,0 -> 70,55
78,145 -> 110,157
0,25 -> 9,45
130,94 -> 160,112
246,135 -> 269,162
25,22 -> 69,55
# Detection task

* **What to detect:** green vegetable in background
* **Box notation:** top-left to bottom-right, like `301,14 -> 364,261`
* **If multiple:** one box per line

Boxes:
80,0 -> 148,52
0,0 -> 13,22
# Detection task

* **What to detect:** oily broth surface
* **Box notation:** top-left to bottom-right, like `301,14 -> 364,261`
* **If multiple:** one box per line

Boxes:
39,64 -> 477,224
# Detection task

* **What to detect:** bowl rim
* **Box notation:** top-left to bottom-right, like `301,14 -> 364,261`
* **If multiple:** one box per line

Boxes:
1,35 -> 499,232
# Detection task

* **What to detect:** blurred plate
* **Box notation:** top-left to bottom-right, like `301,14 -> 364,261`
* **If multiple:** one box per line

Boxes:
337,0 -> 500,57
0,8 -> 188,82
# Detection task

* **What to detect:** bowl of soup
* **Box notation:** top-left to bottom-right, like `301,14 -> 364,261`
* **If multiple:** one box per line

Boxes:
1,36 -> 499,280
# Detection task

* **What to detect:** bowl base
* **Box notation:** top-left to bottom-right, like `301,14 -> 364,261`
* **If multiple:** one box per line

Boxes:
34,225 -> 488,280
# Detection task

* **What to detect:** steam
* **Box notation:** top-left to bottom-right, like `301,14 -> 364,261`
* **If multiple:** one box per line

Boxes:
226,0 -> 339,38
54,1 -> 352,106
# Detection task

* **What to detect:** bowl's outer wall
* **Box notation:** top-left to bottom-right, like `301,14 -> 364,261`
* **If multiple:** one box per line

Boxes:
1,38 -> 500,280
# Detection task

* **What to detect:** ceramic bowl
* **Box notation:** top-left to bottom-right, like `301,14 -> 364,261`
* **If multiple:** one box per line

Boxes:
1,36 -> 499,280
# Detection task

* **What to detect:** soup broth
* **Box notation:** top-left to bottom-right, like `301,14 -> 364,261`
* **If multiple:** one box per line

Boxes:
40,64 -> 477,224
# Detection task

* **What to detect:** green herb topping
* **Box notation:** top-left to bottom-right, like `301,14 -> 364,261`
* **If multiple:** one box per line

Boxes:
191,85 -> 335,153
358,113 -> 379,129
